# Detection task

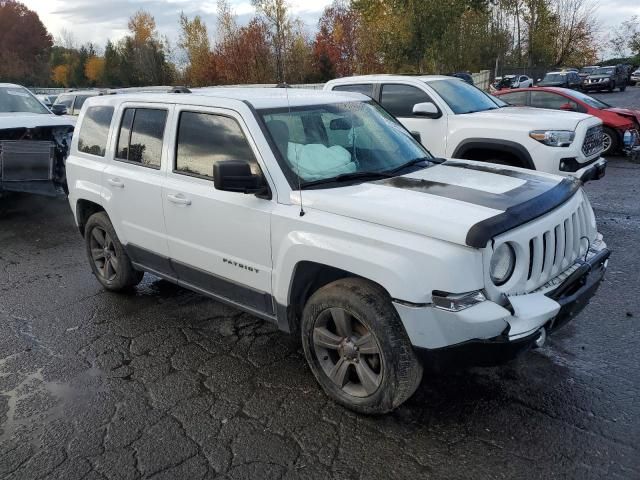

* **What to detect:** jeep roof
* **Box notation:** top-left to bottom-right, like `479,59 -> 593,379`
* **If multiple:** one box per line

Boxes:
89,87 -> 370,109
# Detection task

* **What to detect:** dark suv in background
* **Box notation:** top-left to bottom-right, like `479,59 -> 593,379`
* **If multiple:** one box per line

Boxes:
52,90 -> 102,116
583,65 -> 627,92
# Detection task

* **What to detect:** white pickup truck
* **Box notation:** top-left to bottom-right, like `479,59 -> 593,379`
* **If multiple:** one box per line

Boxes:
325,75 -> 607,181
66,88 -> 609,413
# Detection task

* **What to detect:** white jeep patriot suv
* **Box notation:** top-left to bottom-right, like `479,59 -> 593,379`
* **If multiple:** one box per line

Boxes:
324,75 -> 607,182
66,88 -> 610,413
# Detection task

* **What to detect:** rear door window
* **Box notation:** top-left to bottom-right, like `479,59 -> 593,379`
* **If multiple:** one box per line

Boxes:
77,106 -> 114,157
530,91 -> 579,111
116,108 -> 167,169
380,84 -> 434,117
332,84 -> 374,98
498,91 -> 529,106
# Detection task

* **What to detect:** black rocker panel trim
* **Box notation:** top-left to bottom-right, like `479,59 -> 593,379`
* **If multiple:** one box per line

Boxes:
126,244 -> 276,321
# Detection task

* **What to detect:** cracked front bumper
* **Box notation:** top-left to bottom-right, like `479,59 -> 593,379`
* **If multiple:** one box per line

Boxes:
396,247 -> 610,364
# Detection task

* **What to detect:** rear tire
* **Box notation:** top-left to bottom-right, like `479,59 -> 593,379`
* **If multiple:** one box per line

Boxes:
301,278 -> 423,414
602,127 -> 619,156
84,212 -> 144,292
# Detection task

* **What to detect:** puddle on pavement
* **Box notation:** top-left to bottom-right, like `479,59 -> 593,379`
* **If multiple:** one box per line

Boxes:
0,363 -> 102,448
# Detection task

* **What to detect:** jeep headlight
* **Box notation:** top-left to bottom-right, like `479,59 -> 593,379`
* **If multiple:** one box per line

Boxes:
490,243 -> 516,286
530,130 -> 575,147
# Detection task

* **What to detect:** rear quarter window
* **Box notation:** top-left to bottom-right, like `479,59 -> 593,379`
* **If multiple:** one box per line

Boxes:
77,106 -> 114,157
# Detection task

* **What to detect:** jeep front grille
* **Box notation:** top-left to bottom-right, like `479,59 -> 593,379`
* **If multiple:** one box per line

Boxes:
582,125 -> 603,157
488,191 -> 596,297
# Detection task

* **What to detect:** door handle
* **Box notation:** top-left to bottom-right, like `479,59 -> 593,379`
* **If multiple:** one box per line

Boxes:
167,193 -> 192,206
107,178 -> 124,188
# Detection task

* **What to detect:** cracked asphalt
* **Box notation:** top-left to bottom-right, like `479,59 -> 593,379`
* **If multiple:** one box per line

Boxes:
1,87 -> 640,480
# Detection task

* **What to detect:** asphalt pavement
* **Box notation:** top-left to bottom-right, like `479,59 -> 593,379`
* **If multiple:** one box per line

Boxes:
1,87 -> 639,479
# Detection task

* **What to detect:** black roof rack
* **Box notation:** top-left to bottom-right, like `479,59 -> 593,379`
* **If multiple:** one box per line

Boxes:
169,86 -> 191,93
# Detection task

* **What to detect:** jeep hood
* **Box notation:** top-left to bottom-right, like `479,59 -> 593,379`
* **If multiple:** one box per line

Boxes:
464,106 -> 590,129
0,112 -> 76,129
292,160 -> 581,248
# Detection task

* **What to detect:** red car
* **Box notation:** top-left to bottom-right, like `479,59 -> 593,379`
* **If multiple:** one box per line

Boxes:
495,87 -> 640,155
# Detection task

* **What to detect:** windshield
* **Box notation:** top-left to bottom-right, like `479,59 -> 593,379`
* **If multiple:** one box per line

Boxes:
427,79 -> 499,114
0,86 -> 50,114
564,89 -> 610,109
541,73 -> 566,83
580,67 -> 597,74
593,67 -> 614,75
259,101 -> 431,188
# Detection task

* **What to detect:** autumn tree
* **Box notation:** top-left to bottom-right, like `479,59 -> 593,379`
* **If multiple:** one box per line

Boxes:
313,1 -> 361,79
85,56 -> 105,85
252,0 -> 291,82
216,17 -> 274,84
179,12 -> 215,86
120,10 -> 173,86
128,10 -> 156,46
0,0 -> 52,84
52,64 -> 70,86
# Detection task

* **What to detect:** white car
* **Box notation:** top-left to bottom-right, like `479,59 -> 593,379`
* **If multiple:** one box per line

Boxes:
630,69 -> 640,86
66,88 -> 610,413
503,74 -> 534,88
324,75 -> 607,180
0,83 -> 75,197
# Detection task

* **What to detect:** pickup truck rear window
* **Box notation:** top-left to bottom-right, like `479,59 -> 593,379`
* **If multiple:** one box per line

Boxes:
380,84 -> 433,117
332,84 -> 374,98
78,106 -> 114,157
116,108 -> 167,169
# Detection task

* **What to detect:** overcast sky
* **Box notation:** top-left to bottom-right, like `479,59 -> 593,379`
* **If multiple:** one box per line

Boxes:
22,0 -> 640,58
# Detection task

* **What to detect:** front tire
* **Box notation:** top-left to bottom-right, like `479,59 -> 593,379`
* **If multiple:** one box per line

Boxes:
602,127 -> 619,156
84,212 -> 144,291
301,278 -> 422,414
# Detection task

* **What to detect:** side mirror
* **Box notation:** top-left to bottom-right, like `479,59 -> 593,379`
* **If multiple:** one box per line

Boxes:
213,160 -> 267,195
412,102 -> 441,118
51,104 -> 67,116
410,131 -> 422,142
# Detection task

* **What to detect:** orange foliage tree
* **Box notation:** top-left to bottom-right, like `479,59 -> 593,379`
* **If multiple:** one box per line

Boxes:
85,56 -> 105,85
52,64 -> 70,86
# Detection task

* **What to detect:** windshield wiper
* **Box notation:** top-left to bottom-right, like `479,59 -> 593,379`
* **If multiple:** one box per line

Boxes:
384,156 -> 431,175
300,170 -> 394,189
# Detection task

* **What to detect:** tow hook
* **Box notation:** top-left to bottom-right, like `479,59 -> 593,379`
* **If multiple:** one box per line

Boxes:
533,327 -> 547,349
